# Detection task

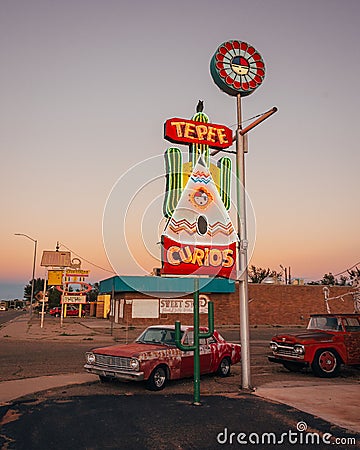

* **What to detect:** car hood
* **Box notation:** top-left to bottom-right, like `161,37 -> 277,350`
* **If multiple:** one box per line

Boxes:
272,330 -> 335,344
92,342 -> 172,358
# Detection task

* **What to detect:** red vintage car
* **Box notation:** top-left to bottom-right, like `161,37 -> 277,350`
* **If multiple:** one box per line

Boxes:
49,305 -> 83,317
84,325 -> 241,390
268,313 -> 360,377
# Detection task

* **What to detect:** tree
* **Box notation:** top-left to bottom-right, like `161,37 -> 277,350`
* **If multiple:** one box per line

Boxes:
24,277 -> 44,299
248,265 -> 272,284
321,273 -> 336,286
348,267 -> 360,282
24,279 -> 100,308
337,275 -> 348,286
88,282 -> 100,302
24,278 -> 61,308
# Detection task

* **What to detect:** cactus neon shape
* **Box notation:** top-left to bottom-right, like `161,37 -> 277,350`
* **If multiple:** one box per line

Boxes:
218,156 -> 231,211
163,147 -> 183,218
163,103 -> 232,219
189,107 -> 210,167
174,278 -> 214,404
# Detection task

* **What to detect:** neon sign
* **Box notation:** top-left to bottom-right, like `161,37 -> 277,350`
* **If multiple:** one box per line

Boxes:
164,117 -> 233,149
161,155 -> 238,279
162,236 -> 236,278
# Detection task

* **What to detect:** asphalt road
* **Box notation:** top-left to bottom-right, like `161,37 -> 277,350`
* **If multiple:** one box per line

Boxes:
0,308 -> 23,326
1,392 -> 357,450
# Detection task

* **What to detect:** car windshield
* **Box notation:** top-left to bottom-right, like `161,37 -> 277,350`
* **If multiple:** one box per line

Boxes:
135,328 -> 182,346
307,316 -> 342,331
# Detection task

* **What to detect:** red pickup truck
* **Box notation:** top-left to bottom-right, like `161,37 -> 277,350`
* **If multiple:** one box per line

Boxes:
268,314 -> 360,377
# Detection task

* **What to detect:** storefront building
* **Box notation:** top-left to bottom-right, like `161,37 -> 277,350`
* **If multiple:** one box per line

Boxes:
99,276 -> 355,327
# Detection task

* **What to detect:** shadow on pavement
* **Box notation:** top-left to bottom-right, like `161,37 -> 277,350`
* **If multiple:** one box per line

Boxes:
0,393 -> 357,450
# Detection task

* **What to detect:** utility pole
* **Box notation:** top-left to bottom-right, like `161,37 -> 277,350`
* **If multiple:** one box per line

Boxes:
15,233 -> 37,318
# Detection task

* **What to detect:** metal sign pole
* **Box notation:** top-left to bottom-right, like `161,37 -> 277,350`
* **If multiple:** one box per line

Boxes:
210,40 -> 277,391
40,272 -> 47,329
193,278 -> 201,405
60,267 -> 66,327
175,278 -> 214,405
235,93 -> 252,390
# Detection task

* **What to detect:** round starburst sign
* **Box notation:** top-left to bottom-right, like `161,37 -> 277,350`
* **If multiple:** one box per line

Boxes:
210,40 -> 265,97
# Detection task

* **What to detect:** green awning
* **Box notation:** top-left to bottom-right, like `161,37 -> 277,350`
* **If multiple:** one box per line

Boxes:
99,276 -> 235,294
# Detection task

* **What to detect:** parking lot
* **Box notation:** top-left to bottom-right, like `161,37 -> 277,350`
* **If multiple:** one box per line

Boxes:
0,312 -> 359,449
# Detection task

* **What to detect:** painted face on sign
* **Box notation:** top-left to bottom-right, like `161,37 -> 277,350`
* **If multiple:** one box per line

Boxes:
193,189 -> 209,207
189,186 -> 213,211
210,40 -> 265,97
231,56 -> 249,75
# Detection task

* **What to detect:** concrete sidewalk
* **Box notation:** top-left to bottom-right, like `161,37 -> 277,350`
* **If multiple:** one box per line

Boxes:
254,381 -> 360,434
0,374 -> 98,404
1,314 -> 359,434
0,313 -> 122,342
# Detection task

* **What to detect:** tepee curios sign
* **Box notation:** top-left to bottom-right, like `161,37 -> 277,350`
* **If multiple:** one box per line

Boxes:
161,103 -> 238,279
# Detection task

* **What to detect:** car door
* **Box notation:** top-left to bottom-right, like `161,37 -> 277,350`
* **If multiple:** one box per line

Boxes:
180,331 -> 212,377
199,337 -> 212,374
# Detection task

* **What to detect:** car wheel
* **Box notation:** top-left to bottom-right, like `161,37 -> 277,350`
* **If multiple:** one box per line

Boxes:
99,375 -> 111,383
55,313 -> 60,318
217,357 -> 231,377
311,349 -> 341,378
146,366 -> 167,391
282,361 -> 303,373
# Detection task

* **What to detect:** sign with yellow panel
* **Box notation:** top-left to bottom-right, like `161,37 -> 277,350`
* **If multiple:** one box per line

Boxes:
48,270 -> 63,286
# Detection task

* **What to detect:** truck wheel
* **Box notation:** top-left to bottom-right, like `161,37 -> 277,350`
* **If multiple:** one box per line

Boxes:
217,357 -> 231,377
311,349 -> 341,378
99,375 -> 111,383
146,366 -> 167,391
282,361 -> 303,373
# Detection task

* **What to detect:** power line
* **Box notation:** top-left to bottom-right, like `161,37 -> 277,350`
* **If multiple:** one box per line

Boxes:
228,109 -> 275,131
59,242 -> 116,275
333,261 -> 360,277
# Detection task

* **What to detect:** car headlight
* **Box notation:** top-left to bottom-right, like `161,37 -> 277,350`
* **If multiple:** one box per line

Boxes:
86,352 -> 96,364
270,342 -> 278,351
294,344 -> 305,355
129,358 -> 140,371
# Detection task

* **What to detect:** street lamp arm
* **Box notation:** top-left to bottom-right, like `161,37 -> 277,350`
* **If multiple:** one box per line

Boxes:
14,233 -> 37,243
239,107 -> 278,136
210,107 -> 278,157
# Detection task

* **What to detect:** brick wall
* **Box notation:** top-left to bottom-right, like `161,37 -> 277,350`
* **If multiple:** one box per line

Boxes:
111,284 -> 356,327
247,284 -> 355,326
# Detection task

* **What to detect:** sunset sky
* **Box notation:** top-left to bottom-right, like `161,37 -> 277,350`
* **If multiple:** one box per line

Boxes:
1,0 -> 359,299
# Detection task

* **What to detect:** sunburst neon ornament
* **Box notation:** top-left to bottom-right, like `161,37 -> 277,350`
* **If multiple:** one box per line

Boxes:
210,40 -> 265,97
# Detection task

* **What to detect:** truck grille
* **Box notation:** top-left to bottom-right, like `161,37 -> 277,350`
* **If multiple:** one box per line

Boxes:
276,345 -> 297,357
271,342 -> 303,358
94,354 -> 132,370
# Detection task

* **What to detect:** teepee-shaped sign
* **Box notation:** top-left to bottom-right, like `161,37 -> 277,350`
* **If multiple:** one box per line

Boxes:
162,156 -> 238,278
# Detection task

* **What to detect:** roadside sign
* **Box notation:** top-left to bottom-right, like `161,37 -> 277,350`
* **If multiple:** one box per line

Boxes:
62,295 -> 87,304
